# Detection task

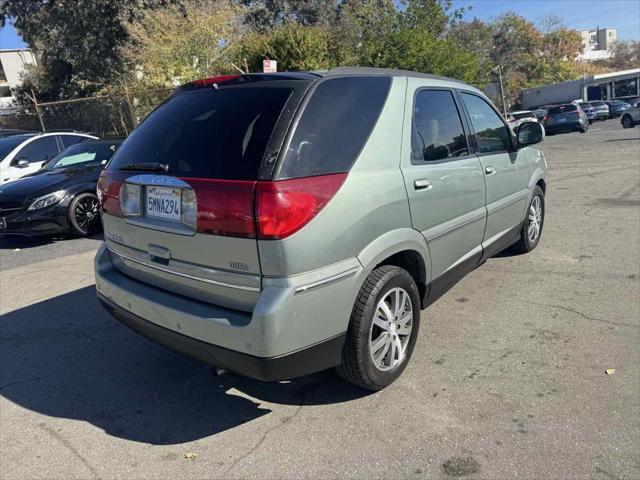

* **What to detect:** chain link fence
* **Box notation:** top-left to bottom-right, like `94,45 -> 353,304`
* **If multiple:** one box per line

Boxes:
0,88 -> 173,138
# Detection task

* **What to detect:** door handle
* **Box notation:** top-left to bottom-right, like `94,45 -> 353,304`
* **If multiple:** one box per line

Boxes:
485,166 -> 496,175
414,179 -> 432,191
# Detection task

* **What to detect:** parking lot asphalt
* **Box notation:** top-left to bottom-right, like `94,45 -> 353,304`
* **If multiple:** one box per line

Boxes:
1,119 -> 638,479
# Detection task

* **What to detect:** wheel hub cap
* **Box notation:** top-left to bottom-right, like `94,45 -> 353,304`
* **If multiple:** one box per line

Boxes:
369,287 -> 413,372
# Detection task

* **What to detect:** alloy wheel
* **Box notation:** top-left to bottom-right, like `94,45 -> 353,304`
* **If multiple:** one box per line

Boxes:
527,195 -> 542,243
369,287 -> 413,371
75,196 -> 100,234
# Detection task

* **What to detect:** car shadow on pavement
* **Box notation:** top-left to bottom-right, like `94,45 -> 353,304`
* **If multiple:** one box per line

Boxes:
0,286 -> 368,445
0,232 -> 103,250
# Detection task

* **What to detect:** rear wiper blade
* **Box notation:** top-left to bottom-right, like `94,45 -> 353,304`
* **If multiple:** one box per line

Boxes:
118,163 -> 169,172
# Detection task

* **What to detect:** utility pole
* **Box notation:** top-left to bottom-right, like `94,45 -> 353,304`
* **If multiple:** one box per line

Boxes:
27,88 -> 46,132
497,65 -> 508,118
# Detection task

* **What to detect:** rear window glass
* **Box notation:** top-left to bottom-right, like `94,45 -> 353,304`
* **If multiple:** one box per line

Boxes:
548,104 -> 577,114
108,87 -> 292,180
277,76 -> 391,179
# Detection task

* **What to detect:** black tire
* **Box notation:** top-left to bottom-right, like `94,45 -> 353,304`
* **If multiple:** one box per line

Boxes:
622,115 -> 634,129
510,185 -> 545,254
68,193 -> 101,237
337,265 -> 421,391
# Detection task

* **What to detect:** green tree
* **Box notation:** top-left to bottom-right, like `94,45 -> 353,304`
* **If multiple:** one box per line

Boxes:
0,0 -> 177,101
239,22 -> 336,72
235,0 -> 339,32
606,40 -> 640,70
121,0 -> 245,89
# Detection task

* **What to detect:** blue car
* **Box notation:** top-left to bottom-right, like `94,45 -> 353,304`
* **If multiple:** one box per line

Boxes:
606,100 -> 632,118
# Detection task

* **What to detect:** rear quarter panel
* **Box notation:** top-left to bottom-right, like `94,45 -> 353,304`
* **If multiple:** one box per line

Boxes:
257,76 -> 414,278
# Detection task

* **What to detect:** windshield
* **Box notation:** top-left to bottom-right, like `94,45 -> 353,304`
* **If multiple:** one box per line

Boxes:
47,142 -> 121,169
512,112 -> 533,120
0,135 -> 33,160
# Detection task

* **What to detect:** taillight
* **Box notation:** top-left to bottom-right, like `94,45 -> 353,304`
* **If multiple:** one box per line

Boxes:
189,75 -> 240,87
543,115 -> 549,121
255,173 -> 347,240
97,171 -> 125,217
183,178 -> 256,238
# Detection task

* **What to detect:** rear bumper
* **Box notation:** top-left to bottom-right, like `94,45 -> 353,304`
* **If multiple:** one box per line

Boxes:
98,293 -> 345,381
544,121 -> 584,133
95,243 -> 362,380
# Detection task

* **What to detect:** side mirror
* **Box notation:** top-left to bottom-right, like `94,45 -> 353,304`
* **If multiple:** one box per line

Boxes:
16,159 -> 29,168
517,121 -> 544,147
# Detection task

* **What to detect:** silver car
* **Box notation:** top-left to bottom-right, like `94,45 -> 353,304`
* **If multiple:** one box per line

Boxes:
95,67 -> 547,390
621,103 -> 640,128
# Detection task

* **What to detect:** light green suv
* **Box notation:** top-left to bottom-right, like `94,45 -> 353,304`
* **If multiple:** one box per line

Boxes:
95,67 -> 547,390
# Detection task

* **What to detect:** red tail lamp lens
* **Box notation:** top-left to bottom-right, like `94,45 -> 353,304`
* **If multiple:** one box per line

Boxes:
190,75 -> 241,87
97,171 -> 126,217
255,173 -> 347,240
182,178 -> 256,238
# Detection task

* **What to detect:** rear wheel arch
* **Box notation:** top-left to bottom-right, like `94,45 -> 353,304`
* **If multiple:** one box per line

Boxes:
375,250 -> 427,307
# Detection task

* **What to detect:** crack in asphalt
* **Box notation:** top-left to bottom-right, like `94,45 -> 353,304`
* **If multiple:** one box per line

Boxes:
38,422 -> 101,479
224,385 -> 307,476
516,298 -> 638,329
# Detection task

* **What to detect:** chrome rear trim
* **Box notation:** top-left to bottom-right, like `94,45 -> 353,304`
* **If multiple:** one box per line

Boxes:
294,267 -> 359,295
106,246 -> 261,292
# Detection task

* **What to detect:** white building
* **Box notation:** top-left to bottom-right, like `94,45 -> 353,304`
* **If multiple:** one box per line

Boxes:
0,48 -> 37,110
578,28 -> 617,61
520,68 -> 640,109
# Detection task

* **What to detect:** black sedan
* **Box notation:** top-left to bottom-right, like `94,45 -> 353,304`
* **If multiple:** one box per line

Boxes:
0,139 -> 122,237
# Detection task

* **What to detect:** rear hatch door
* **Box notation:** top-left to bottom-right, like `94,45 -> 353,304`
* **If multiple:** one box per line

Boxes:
100,78 -> 311,312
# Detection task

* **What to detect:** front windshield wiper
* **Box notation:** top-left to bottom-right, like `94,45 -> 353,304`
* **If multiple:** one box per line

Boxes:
118,163 -> 169,172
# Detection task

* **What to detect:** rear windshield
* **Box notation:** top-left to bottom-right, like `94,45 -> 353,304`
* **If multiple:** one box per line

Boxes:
591,101 -> 605,106
548,104 -> 577,114
108,87 -> 292,180
512,112 -> 533,119
277,76 -> 391,179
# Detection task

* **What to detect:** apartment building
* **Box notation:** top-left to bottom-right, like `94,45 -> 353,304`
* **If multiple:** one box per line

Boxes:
0,48 -> 36,110
579,28 -> 617,61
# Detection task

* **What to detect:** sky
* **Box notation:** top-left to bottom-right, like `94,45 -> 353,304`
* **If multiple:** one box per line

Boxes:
0,0 -> 639,50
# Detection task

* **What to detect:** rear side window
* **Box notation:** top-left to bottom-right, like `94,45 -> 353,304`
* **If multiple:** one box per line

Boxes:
461,93 -> 512,154
108,87 -> 292,180
277,76 -> 391,179
412,90 -> 468,162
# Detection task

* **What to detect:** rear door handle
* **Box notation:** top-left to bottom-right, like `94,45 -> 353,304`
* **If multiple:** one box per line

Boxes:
485,166 -> 496,175
414,179 -> 432,191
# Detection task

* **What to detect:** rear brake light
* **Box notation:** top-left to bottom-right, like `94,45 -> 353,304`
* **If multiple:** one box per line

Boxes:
97,171 -> 125,217
543,115 -> 549,121
256,173 -> 347,240
190,75 -> 240,87
182,178 -> 256,238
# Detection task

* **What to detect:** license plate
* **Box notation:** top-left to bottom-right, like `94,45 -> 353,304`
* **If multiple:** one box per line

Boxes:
0,217 -> 5,230
146,186 -> 181,222
558,118 -> 567,123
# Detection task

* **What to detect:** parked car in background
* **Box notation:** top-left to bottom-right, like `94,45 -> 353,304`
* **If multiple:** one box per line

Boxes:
95,68 -> 547,391
606,100 -> 632,117
0,139 -> 122,237
0,132 -> 97,185
543,103 -> 589,134
576,102 -> 596,124
621,104 -> 640,128
588,101 -> 610,121
507,110 -> 539,129
532,109 -> 548,121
